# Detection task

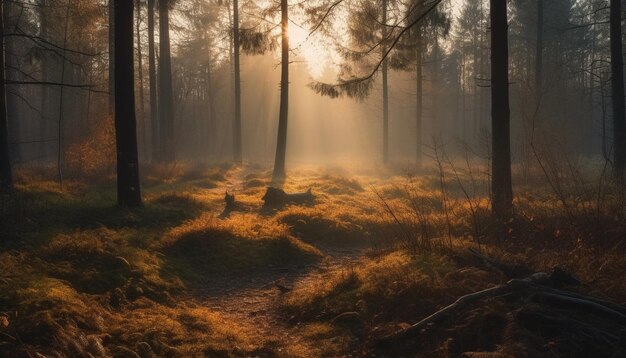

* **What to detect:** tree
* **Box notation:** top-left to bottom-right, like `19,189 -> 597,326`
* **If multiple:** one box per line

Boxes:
39,0 -> 49,161
415,31 -> 422,166
490,0 -> 513,218
535,0 -> 543,94
136,0 -> 146,158
610,0 -> 625,181
0,0 -> 11,192
114,0 -> 142,207
453,0 -> 482,142
403,0 -> 450,165
310,0 -> 446,165
233,0 -> 242,163
4,1 -> 20,164
272,0 -> 289,181
147,0 -> 158,161
158,0 -> 175,162
109,0 -> 115,115
381,0 -> 389,164
310,0 -> 399,163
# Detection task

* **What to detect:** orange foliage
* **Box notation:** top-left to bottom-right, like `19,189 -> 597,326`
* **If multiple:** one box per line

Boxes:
65,117 -> 116,180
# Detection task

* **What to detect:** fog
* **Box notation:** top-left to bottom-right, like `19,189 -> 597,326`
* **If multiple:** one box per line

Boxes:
2,0 -> 613,180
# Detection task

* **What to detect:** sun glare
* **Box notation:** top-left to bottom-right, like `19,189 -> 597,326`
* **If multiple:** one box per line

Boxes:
287,21 -> 338,79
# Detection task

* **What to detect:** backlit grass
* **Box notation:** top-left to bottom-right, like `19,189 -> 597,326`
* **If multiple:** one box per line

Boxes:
2,162 -> 626,357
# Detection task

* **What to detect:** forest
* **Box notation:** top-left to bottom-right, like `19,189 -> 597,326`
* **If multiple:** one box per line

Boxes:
1,0 -> 626,356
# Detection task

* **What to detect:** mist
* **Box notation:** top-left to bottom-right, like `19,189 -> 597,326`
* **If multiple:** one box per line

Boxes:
2,0 -> 626,357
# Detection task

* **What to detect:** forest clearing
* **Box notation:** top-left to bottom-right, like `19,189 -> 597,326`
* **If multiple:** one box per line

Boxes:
2,0 -> 626,356
2,163 -> 626,357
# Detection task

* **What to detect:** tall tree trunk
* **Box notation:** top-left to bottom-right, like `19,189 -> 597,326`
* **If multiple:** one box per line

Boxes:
136,0 -> 146,159
206,60 -> 216,160
39,0 -> 48,161
233,0 -> 242,163
4,1 -> 19,164
610,0 -> 625,181
472,22 -> 479,142
147,0 -> 157,161
0,0 -> 11,192
490,0 -> 513,218
382,0 -> 389,164
272,0 -> 289,181
416,32 -> 422,167
158,0 -> 175,162
461,52 -> 466,140
535,0 -> 543,96
57,0 -> 71,186
433,37 -> 440,134
114,0 -> 142,207
109,0 -> 115,116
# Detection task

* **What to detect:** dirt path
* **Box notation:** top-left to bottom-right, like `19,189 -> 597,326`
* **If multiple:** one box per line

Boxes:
188,167 -> 368,355
198,247 -> 363,356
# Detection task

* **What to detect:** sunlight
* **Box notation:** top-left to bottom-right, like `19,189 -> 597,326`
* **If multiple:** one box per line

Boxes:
6,0 -> 626,356
288,22 -> 331,78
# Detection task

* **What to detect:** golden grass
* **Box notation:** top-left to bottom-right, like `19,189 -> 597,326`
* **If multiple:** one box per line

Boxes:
2,162 -> 626,357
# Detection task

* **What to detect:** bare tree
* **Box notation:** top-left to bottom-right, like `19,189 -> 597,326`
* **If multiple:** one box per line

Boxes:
382,0 -> 389,164
114,0 -> 142,207
147,0 -> 158,161
136,0 -> 146,158
109,0 -> 115,115
0,0 -> 11,192
490,0 -> 513,218
610,0 -> 625,181
158,0 -> 175,162
272,0 -> 289,181
233,0 -> 242,163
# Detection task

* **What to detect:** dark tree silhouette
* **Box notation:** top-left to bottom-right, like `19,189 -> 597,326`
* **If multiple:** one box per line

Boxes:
233,0 -> 242,163
382,0 -> 389,164
158,0 -> 175,162
272,0 -> 289,181
114,0 -> 142,207
0,0 -> 11,192
415,33 -> 422,166
535,0 -> 543,95
490,0 -> 513,218
4,1 -> 19,164
147,0 -> 158,162
38,0 -> 49,161
136,0 -> 146,158
405,0 -> 449,166
610,0 -> 625,181
108,0 -> 115,115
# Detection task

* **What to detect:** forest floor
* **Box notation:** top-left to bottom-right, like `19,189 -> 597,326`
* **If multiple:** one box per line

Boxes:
2,162 -> 626,357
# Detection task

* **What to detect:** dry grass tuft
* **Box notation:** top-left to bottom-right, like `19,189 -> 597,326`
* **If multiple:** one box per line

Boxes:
3,163 -> 626,357
162,213 -> 322,283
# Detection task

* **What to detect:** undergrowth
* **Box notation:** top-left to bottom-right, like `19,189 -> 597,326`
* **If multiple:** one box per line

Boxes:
1,162 -> 625,357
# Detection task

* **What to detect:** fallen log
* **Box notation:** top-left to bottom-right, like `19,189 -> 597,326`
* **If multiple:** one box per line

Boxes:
514,306 -> 623,353
378,274 -> 546,346
467,248 -> 534,279
262,187 -> 314,208
532,292 -> 626,325
377,268 -> 626,348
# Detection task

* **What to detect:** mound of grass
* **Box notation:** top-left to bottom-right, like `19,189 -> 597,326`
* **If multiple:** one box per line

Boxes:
161,214 -> 322,284
276,207 -> 368,247
283,251 -> 489,323
244,178 -> 268,188
0,272 -> 250,357
317,175 -> 364,195
107,301 -> 252,357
